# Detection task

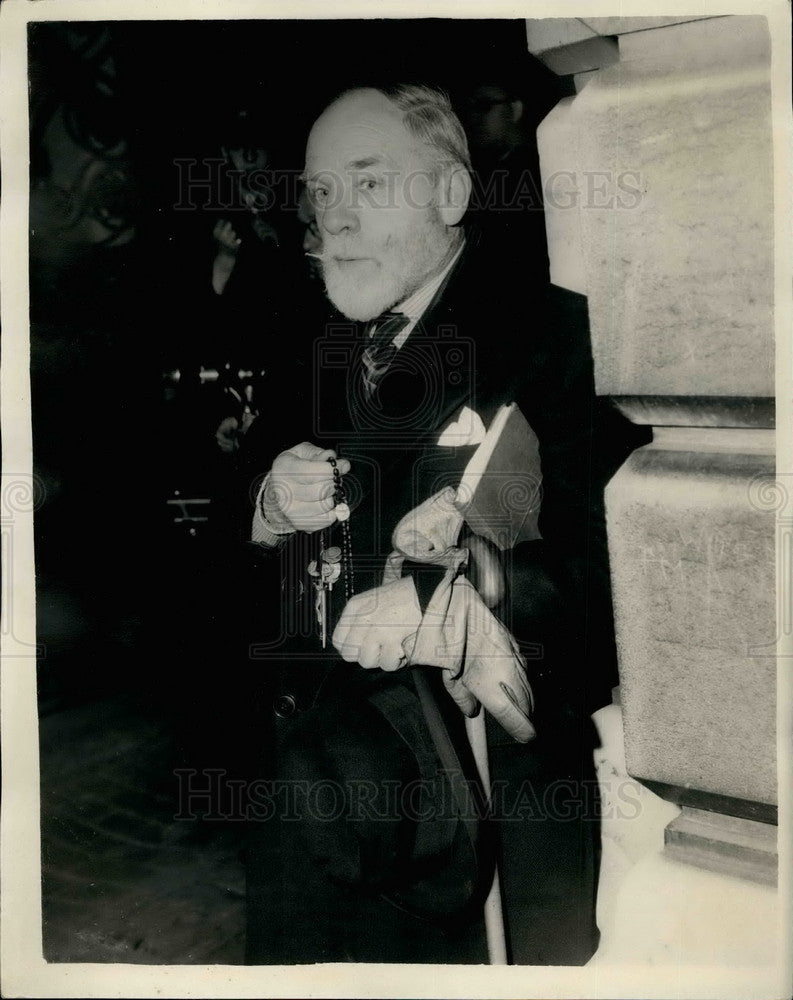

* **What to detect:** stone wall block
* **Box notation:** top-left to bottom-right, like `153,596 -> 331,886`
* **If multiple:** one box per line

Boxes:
605,439 -> 777,807
559,15 -> 773,398
537,97 -> 587,294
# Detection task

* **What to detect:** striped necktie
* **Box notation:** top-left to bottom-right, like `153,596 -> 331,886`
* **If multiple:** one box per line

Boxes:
360,311 -> 410,399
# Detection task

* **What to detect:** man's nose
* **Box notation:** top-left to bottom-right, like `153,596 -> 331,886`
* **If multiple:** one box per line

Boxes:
320,195 -> 360,237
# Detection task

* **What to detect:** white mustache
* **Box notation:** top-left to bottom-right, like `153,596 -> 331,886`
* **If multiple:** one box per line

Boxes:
304,245 -> 365,262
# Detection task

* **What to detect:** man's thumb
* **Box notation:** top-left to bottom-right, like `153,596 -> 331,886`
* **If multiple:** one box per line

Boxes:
289,443 -> 350,475
290,441 -> 330,461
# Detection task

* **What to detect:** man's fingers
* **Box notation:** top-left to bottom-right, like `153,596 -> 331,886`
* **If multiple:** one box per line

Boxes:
289,507 -> 339,533
401,631 -> 418,663
336,642 -> 361,663
516,669 -> 535,713
285,443 -> 352,475
213,219 -> 240,248
487,698 -> 536,743
499,680 -> 532,720
279,459 -> 340,485
332,634 -> 405,672
478,678 -> 536,743
333,624 -> 360,661
287,498 -> 334,521
442,673 -> 479,717
379,643 -> 408,672
269,445 -> 352,522
331,579 -> 421,669
358,634 -> 382,670
271,477 -> 334,502
289,442 -> 335,462
498,660 -> 534,714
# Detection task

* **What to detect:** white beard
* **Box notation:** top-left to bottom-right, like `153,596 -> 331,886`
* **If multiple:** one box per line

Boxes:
320,220 -> 453,322
321,259 -> 400,322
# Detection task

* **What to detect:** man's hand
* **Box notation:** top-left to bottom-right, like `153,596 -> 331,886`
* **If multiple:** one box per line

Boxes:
263,442 -> 352,534
213,217 -> 242,254
332,577 -> 422,671
406,576 -> 535,743
216,412 -> 256,454
441,647 -> 535,745
212,218 -> 242,295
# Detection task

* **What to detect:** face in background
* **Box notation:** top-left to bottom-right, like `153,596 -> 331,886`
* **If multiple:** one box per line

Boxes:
221,144 -> 279,246
304,89 -> 466,322
223,145 -> 272,214
464,85 -> 521,156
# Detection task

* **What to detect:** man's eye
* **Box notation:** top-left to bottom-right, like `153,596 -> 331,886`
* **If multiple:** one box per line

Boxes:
358,177 -> 380,192
311,187 -> 329,204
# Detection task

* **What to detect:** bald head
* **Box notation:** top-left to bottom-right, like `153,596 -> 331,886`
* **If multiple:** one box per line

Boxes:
307,89 -> 412,171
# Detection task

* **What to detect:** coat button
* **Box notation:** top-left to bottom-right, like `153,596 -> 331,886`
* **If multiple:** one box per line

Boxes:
273,693 -> 297,718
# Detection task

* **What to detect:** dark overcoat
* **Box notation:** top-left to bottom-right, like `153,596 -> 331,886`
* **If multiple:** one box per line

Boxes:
239,228 -> 648,964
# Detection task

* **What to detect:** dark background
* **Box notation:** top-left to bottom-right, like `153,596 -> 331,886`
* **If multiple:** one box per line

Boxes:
29,17 -> 564,712
27,19 -> 568,963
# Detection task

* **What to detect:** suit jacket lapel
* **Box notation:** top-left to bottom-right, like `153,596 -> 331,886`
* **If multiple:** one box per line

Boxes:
337,228 -> 513,511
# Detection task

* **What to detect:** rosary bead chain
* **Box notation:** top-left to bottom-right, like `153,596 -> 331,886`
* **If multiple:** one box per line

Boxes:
327,457 -> 355,599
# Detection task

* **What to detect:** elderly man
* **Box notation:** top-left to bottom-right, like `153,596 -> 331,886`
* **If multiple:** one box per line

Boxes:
242,84 -> 636,965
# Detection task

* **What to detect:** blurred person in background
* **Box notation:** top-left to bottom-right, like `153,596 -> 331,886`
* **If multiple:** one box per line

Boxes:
460,67 -> 559,284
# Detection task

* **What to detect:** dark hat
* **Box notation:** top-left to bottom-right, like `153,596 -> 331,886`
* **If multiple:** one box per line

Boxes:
278,663 -> 495,930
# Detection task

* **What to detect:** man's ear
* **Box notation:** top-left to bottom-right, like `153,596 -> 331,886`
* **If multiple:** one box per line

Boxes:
438,164 -> 472,227
510,99 -> 523,125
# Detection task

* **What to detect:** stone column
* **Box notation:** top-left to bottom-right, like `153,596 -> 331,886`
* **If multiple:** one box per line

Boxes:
532,14 -> 777,886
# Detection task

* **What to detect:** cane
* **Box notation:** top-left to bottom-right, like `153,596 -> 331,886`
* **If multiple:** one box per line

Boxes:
465,711 -> 508,965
